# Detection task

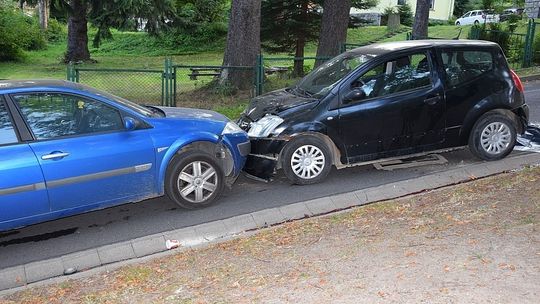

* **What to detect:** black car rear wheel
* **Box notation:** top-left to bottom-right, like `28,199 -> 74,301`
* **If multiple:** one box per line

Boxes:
281,136 -> 332,185
165,151 -> 224,209
469,111 -> 517,161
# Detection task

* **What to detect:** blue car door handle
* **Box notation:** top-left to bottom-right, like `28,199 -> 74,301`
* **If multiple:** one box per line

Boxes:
41,152 -> 70,160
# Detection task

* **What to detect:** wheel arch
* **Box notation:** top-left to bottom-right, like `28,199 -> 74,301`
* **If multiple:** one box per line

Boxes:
460,107 -> 520,145
277,131 -> 343,169
158,134 -> 234,194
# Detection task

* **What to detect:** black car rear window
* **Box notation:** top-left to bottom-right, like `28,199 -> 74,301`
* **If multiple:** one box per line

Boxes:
0,96 -> 19,145
441,50 -> 494,87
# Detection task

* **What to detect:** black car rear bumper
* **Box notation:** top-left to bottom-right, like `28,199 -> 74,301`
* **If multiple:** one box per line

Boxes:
514,104 -> 529,133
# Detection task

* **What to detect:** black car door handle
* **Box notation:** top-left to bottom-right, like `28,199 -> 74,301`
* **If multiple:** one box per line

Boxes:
424,95 -> 441,106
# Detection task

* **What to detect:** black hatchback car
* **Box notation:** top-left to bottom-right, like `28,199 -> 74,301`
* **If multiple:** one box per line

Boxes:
239,40 -> 529,184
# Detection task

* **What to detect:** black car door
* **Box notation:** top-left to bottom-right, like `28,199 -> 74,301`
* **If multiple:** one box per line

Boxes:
337,49 -> 446,163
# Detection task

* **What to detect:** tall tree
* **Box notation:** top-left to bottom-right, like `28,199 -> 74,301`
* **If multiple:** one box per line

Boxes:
453,0 -> 469,17
64,0 -> 90,62
315,0 -> 377,67
18,0 -> 49,29
261,0 -> 320,77
315,0 -> 350,67
38,0 -> 50,29
56,0 -> 175,62
221,0 -> 261,89
412,0 -> 430,39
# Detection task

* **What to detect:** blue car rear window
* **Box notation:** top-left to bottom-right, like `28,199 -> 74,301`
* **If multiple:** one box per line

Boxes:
0,97 -> 18,145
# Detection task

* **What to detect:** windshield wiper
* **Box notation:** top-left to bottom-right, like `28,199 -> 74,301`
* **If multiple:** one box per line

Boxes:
293,86 -> 313,98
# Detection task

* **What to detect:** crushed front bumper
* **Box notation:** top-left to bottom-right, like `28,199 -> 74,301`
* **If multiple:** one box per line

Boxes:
242,137 -> 288,181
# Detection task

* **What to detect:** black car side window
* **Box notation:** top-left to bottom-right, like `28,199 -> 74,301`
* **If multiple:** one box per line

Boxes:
441,50 -> 493,87
12,93 -> 124,140
348,52 -> 432,103
0,96 -> 18,145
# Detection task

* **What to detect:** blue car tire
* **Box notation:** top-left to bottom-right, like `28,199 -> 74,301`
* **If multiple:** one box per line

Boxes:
165,151 -> 225,209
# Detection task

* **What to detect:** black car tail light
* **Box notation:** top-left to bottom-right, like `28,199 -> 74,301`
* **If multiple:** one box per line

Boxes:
510,70 -> 524,92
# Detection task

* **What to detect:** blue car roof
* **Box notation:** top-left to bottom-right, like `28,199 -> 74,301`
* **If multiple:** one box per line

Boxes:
0,79 -> 81,93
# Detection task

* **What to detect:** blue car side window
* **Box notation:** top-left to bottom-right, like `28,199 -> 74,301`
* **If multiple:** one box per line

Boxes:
13,93 -> 124,140
0,97 -> 18,145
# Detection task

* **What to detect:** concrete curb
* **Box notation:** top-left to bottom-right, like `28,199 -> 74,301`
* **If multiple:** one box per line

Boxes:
1,152 -> 539,292
521,74 -> 540,82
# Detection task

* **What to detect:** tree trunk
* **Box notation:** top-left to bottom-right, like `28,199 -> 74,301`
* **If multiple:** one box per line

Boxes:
293,1 -> 309,77
65,0 -> 91,63
315,0 -> 351,67
387,13 -> 400,32
221,0 -> 261,90
412,0 -> 430,39
38,0 -> 50,30
293,36 -> 305,77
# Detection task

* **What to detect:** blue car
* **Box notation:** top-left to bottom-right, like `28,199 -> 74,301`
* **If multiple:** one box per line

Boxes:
0,80 -> 250,231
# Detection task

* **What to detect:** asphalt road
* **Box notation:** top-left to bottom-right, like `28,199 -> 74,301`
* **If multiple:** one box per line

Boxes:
1,81 -> 539,269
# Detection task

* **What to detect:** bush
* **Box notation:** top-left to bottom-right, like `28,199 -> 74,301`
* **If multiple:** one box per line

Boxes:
428,19 -> 447,26
0,5 -> 46,61
160,22 -> 227,52
45,18 -> 66,42
398,4 -> 413,27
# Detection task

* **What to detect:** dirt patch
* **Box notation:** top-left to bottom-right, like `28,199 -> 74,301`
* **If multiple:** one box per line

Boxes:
2,167 -> 539,304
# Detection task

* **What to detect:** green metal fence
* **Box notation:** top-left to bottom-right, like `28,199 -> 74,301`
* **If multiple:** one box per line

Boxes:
67,56 -> 334,105
172,64 -> 256,105
67,64 -> 167,106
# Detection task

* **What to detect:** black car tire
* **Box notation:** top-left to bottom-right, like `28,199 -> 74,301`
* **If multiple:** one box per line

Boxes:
165,151 -> 225,209
456,21 -> 460,26
474,20 -> 480,25
468,111 -> 517,161
281,136 -> 332,185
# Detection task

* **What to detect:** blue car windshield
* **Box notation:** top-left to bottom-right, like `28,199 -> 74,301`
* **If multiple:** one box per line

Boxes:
296,52 -> 374,98
79,84 -> 156,117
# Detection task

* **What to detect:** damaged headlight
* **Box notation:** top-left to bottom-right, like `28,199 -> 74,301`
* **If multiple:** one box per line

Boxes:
248,115 -> 284,138
222,121 -> 245,135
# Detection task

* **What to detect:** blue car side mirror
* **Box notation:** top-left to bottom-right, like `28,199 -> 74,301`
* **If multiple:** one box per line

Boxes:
124,117 -> 137,130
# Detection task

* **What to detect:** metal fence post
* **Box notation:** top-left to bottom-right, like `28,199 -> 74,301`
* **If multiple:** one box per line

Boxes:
523,19 -> 535,68
163,58 -> 174,107
66,63 -> 74,81
255,54 -> 264,96
163,59 -> 168,106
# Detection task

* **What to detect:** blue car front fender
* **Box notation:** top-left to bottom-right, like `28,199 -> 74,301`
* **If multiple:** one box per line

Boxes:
156,132 -> 222,194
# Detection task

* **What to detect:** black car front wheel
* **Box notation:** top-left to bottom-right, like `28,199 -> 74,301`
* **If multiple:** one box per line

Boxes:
281,136 -> 332,185
469,111 -> 517,161
166,151 -> 225,209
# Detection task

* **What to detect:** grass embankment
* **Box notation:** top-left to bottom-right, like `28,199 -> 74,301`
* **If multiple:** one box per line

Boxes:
2,166 -> 539,303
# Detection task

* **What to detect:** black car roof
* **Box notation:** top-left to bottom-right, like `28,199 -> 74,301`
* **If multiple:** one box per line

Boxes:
349,40 -> 499,57
0,79 -> 81,92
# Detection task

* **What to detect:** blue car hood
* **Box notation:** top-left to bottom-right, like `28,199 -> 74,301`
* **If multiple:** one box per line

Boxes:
157,107 -> 229,123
